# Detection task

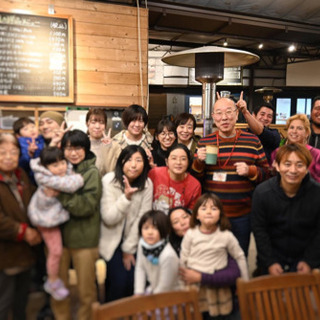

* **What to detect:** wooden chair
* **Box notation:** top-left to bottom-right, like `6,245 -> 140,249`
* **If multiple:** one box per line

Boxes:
92,290 -> 202,320
237,273 -> 320,320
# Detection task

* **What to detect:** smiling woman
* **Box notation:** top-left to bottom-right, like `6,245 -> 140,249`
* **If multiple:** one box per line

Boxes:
271,113 -> 320,182
99,145 -> 153,302
149,144 -> 201,215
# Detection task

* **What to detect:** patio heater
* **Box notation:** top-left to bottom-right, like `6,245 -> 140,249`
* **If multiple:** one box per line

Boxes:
162,46 -> 260,137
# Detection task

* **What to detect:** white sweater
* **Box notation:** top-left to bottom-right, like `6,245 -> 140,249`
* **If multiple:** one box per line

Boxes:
134,239 -> 180,294
180,226 -> 249,280
99,172 -> 153,261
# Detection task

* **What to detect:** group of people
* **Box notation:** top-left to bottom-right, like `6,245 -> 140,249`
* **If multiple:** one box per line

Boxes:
1,94 -> 320,320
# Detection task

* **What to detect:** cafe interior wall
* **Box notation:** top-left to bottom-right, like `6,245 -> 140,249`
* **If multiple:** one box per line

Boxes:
1,0 -> 149,110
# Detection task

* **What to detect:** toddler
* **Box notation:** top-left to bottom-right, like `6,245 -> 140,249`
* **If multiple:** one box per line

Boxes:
28,147 -> 84,300
180,193 -> 249,318
13,117 -> 45,184
134,210 -> 180,295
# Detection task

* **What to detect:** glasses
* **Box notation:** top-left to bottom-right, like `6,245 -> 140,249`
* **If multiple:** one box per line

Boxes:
64,146 -> 84,152
159,131 -> 175,138
212,108 -> 237,119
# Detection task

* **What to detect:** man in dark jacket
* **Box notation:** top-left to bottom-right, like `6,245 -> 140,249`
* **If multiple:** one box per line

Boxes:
309,96 -> 320,149
252,143 -> 320,275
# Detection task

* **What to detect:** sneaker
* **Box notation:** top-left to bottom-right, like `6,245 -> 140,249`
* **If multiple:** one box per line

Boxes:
44,279 -> 69,301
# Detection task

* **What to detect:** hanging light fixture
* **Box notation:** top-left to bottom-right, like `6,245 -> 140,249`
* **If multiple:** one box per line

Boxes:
255,87 -> 282,103
223,39 -> 228,47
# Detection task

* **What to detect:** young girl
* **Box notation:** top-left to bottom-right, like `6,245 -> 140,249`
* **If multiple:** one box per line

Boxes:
28,147 -> 84,300
99,145 -> 153,301
149,144 -> 201,215
134,210 -> 180,295
180,193 -> 249,319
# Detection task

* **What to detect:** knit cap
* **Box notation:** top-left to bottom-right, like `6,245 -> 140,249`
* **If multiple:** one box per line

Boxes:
39,111 -> 64,126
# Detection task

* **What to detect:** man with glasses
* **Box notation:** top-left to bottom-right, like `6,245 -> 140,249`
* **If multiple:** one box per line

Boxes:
309,96 -> 320,149
237,94 -> 280,165
191,95 -> 269,256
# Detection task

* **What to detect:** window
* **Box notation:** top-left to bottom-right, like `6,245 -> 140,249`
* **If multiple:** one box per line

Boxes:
296,98 -> 311,117
276,98 -> 291,124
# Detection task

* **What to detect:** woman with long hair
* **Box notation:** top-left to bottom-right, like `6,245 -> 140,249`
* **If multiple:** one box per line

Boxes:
99,145 -> 153,302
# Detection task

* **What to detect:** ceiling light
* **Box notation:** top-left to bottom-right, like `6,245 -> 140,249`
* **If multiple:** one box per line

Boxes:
288,44 -> 296,52
223,39 -> 228,46
258,43 -> 263,49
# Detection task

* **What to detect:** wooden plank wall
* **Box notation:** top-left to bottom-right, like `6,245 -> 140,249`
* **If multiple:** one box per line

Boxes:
1,0 -> 148,109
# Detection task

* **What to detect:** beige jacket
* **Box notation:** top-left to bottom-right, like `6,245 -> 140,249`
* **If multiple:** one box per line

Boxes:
99,172 -> 153,261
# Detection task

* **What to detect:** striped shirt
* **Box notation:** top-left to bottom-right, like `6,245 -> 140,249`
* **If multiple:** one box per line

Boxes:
191,129 -> 269,218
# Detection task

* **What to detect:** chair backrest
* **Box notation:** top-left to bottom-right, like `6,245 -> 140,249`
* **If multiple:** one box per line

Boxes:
92,290 -> 202,320
237,272 -> 320,320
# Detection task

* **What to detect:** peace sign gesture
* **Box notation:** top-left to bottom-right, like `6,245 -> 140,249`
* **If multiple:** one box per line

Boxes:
101,128 -> 112,145
49,121 -> 72,147
27,138 -> 38,157
236,91 -> 248,113
123,175 -> 138,200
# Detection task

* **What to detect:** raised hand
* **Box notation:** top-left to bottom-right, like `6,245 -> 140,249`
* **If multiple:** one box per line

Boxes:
27,138 -> 38,157
123,175 -> 138,200
145,148 -> 156,168
50,121 -> 72,147
101,128 -> 112,145
216,91 -> 221,100
236,91 -> 247,113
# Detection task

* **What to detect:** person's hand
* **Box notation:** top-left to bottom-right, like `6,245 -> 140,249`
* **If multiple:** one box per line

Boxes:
24,227 -> 42,246
297,261 -> 311,274
234,162 -> 249,176
179,267 -> 201,285
216,91 -> 221,100
236,91 -> 248,114
196,147 -> 206,162
122,252 -> 135,271
43,187 -> 60,197
101,128 -> 112,145
27,138 -> 38,157
50,121 -> 72,147
268,263 -> 284,276
123,175 -> 138,200
145,148 -> 156,168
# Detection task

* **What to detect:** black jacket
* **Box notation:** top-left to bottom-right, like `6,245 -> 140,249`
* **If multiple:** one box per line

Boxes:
251,174 -> 320,272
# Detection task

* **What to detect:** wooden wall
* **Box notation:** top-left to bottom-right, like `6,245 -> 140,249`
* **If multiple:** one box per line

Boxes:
1,0 -> 148,109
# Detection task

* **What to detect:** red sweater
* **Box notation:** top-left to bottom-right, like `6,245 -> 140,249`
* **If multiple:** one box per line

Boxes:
149,167 -> 201,214
191,129 -> 269,218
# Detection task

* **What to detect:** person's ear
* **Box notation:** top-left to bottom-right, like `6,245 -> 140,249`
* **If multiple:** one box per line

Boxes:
275,162 -> 280,173
165,158 -> 168,167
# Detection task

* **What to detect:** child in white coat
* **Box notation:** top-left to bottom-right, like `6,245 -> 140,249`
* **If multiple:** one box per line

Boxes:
134,210 -> 180,295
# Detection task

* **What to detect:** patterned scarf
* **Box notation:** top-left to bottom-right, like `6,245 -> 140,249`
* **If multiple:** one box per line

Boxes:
141,238 -> 168,265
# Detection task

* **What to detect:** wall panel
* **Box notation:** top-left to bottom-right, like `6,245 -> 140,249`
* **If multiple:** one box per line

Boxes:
1,0 -> 148,108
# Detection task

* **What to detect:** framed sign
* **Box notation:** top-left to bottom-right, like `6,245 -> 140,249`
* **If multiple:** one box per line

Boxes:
0,12 -> 73,102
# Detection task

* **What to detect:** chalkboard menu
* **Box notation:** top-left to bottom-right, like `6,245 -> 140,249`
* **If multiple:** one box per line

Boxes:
0,12 -> 73,102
